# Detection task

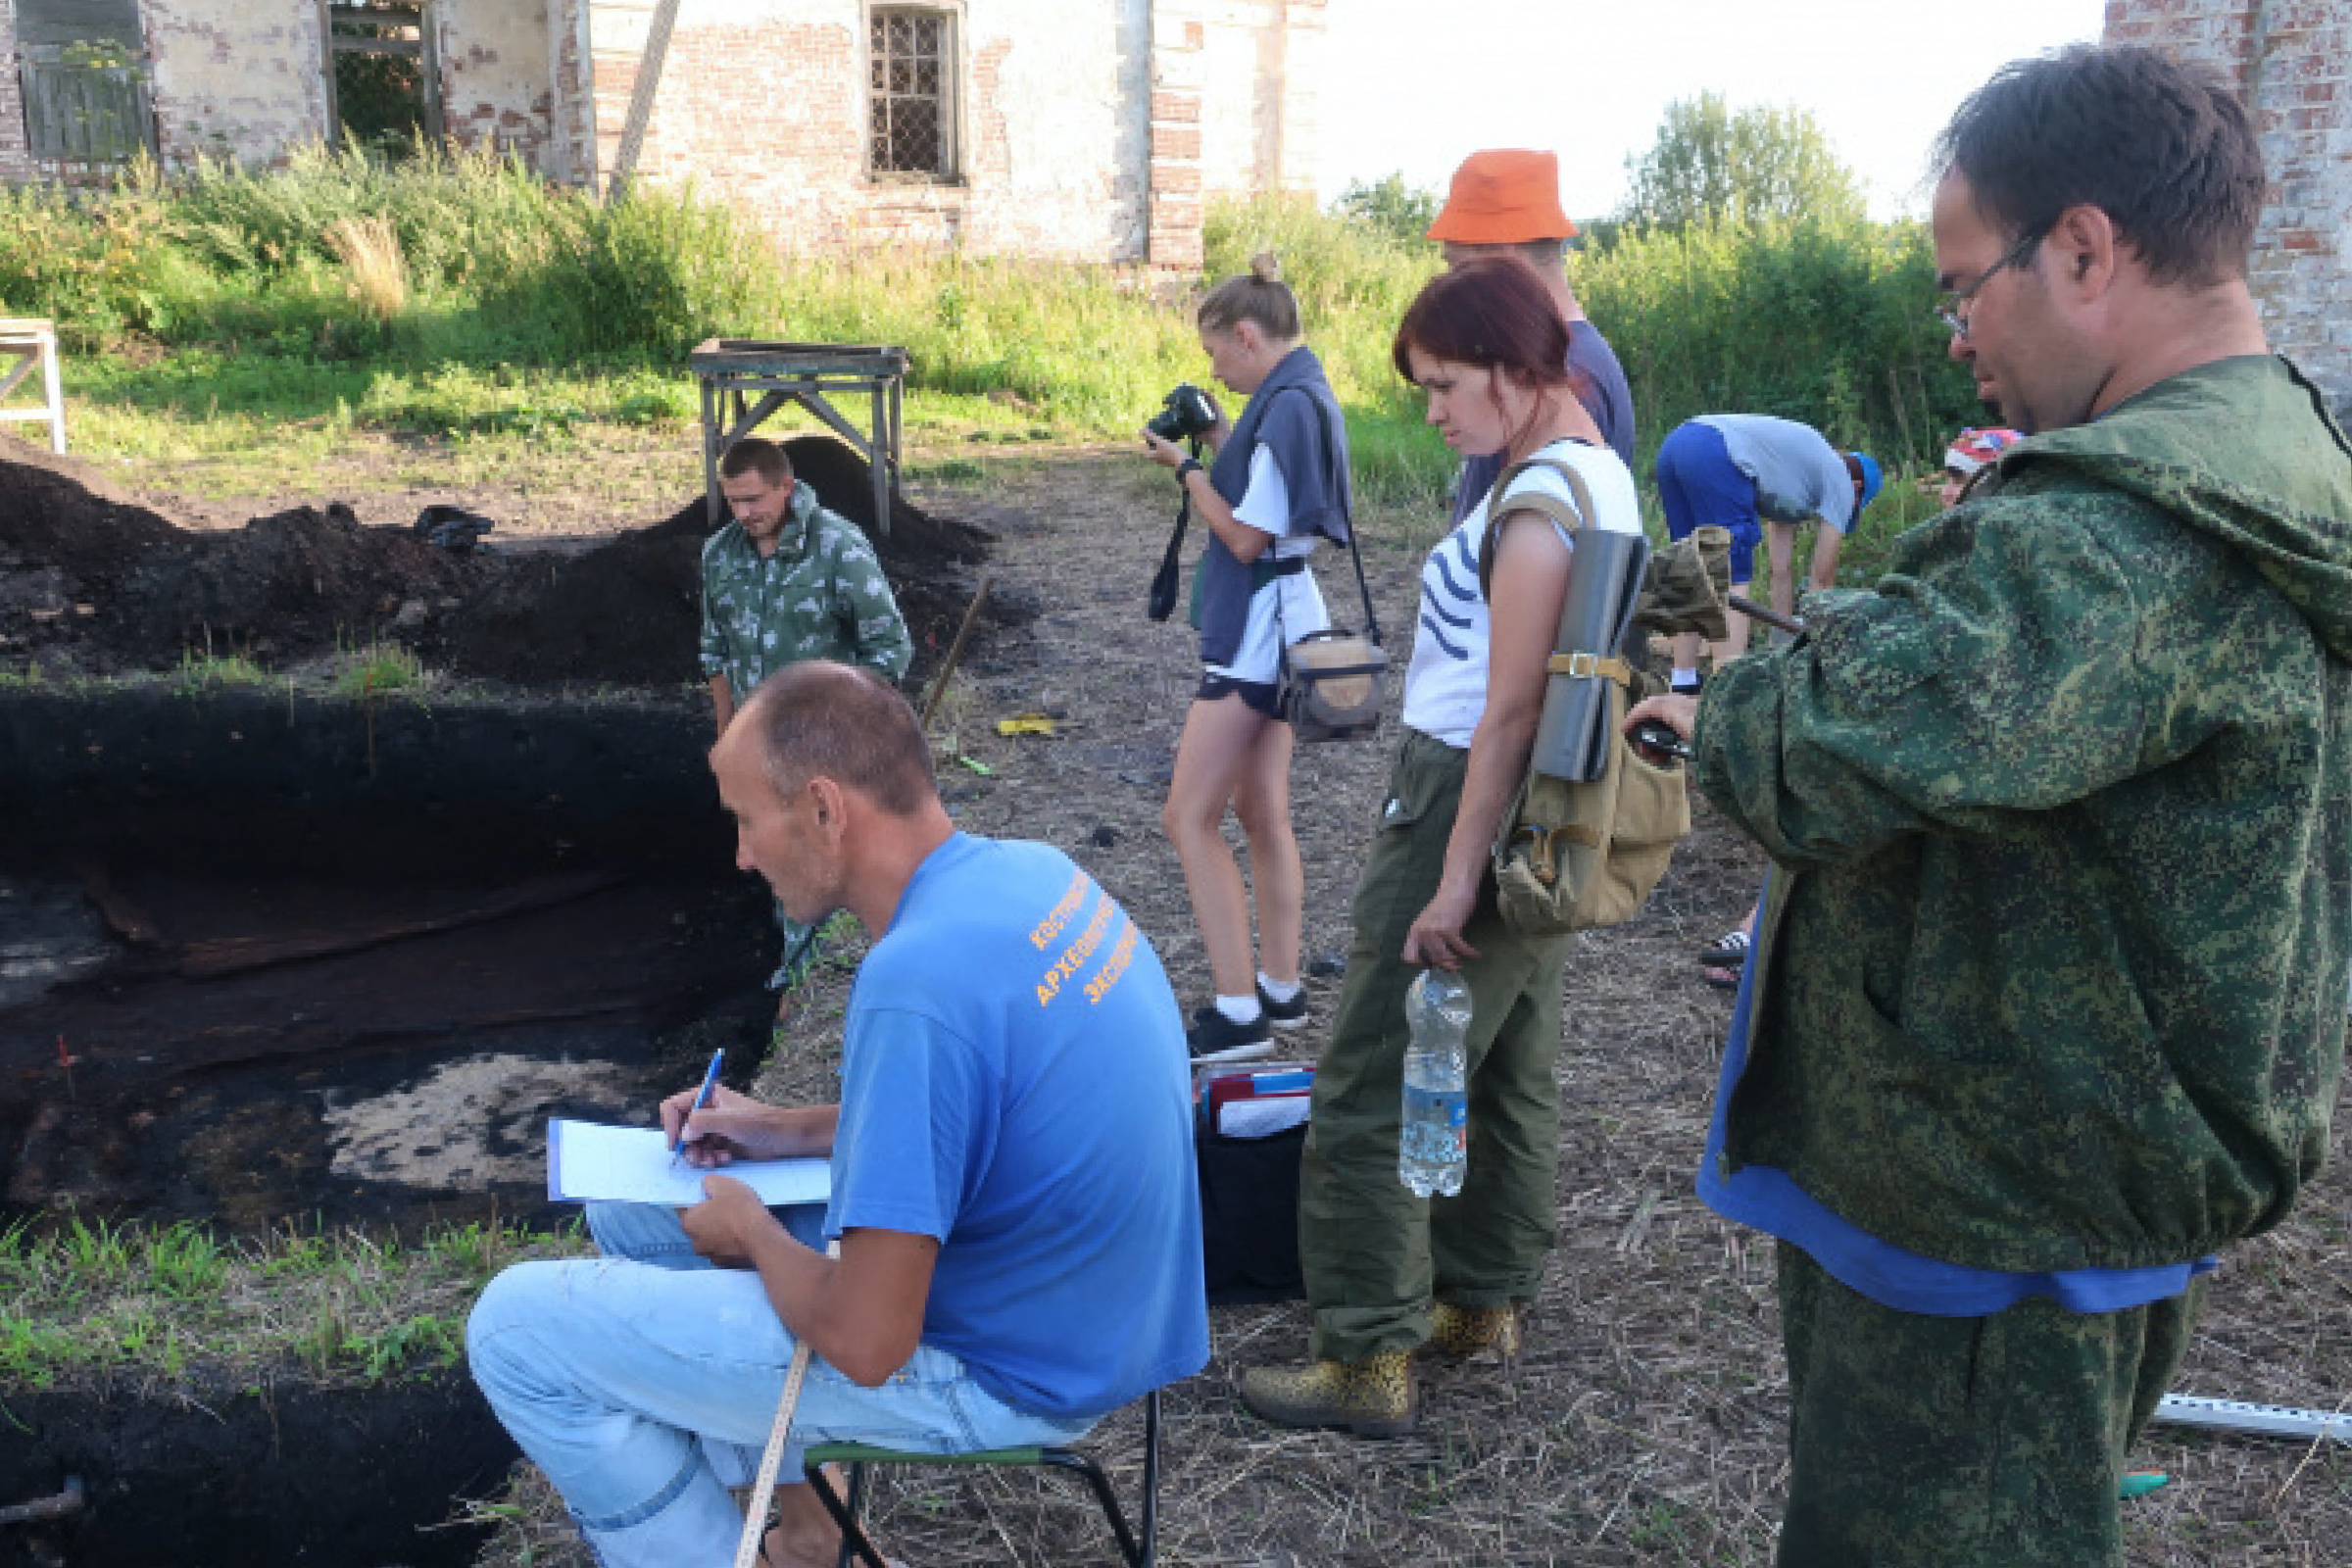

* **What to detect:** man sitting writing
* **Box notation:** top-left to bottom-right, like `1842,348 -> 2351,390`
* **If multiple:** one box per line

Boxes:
468,662 -> 1208,1568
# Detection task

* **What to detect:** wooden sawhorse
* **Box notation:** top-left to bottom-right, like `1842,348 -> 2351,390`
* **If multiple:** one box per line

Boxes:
0,318 -> 66,455
689,339 -> 907,534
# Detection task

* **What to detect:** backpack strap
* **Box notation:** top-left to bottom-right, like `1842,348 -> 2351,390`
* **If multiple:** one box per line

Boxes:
1544,652 -> 1632,684
1478,451 -> 1601,600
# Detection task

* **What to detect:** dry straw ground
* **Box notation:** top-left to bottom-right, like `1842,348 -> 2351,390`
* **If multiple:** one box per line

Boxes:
447,451 -> 2352,1568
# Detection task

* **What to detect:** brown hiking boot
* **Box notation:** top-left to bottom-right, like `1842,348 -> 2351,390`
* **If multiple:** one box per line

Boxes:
1238,1349 -> 1415,1438
1427,1301 -> 1522,1365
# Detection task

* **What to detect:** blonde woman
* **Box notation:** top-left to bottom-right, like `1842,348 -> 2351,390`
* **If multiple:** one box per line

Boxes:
1141,253 -> 1355,1062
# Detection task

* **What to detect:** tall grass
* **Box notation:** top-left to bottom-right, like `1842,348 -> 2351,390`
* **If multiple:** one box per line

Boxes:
322,214 -> 407,322
0,149 -> 1985,546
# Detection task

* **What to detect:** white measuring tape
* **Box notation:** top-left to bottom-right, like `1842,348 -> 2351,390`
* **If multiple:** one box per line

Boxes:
2154,1393 -> 2352,1444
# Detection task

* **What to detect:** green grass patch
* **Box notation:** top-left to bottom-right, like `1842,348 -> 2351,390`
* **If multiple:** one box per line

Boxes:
335,638 -> 426,700
173,648 -> 271,695
0,1215 -> 582,1389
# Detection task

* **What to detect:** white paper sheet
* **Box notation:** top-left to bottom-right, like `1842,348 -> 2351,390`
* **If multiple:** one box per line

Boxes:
1216,1095 -> 1310,1139
547,1118 -> 833,1208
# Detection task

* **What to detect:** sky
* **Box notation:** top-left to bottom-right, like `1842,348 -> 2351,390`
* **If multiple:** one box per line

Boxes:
1315,0 -> 2112,220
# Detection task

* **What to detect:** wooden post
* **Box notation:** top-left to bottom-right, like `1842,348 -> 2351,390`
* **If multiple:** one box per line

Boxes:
608,0 -> 684,197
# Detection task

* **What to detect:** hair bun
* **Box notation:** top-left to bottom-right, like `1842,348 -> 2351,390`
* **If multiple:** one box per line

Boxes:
1250,250 -> 1283,283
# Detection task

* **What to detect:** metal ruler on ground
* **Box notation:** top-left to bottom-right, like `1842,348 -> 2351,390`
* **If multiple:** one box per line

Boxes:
2155,1393 -> 2352,1443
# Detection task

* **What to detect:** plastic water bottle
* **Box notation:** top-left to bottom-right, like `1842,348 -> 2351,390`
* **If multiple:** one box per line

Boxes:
1397,967 -> 1471,1198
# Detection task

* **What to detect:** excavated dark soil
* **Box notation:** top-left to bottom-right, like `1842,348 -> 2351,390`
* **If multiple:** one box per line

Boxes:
0,436 -> 1004,1246
0,435 -> 1007,687
0,1369 -> 508,1568
0,687 -> 775,1236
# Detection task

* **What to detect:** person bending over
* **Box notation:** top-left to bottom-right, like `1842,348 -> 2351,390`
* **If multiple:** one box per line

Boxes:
1141,252 -> 1355,1063
469,663 -> 1208,1568
1651,415 -> 1881,687
1628,44 -> 2352,1566
1239,256 -> 1644,1436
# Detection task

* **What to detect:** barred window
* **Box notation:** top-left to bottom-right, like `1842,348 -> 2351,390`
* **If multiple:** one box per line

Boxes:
868,7 -> 956,179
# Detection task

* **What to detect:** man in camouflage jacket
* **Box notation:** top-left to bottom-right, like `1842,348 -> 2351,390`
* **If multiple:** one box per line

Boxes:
1631,47 -> 2352,1566
704,438 -> 912,991
703,438 -> 912,733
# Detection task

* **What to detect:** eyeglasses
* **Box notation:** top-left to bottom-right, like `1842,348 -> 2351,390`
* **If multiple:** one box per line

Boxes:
1936,227 -> 2044,341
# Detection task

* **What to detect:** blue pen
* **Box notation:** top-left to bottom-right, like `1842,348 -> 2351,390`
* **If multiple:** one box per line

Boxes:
670,1048 -> 725,1169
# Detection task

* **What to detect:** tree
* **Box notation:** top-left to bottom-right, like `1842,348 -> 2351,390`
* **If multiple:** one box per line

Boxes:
1619,93 -> 1866,230
1334,173 -> 1441,247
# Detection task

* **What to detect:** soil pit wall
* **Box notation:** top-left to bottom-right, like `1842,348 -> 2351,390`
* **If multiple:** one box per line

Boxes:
0,685 -> 787,1567
0,441 -> 1009,1566
0,684 -> 777,1234
1,1374 -> 511,1568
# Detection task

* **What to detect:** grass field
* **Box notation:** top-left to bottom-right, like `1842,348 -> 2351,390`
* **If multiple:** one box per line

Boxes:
3,151 -> 1986,555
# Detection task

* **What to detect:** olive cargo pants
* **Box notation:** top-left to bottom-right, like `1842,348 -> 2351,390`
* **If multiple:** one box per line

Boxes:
1298,731 -> 1574,1363
1776,1243 -> 2203,1568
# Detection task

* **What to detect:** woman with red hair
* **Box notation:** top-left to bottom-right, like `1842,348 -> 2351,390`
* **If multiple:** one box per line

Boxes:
1239,257 -> 1646,1435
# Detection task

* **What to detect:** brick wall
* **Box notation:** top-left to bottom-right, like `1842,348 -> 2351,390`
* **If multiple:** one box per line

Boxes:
580,0 -> 1158,261
577,0 -> 1314,266
2107,0 -> 2352,412
1193,0 -> 1316,203
1,0 -> 1316,263
1149,0 -> 1203,266
143,0 -> 328,168
440,0 -> 559,173
0,0 -> 32,183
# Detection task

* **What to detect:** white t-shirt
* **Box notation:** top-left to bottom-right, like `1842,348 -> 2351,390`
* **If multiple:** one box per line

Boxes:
1400,438 -> 1642,748
1205,445 -> 1331,685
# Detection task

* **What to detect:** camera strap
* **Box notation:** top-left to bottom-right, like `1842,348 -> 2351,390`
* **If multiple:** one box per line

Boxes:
1145,438 -> 1200,623
1298,393 -> 1380,647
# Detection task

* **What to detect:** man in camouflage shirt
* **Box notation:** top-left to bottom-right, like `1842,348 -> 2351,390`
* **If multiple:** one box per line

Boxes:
704,438 -> 913,991
1631,47 -> 2352,1566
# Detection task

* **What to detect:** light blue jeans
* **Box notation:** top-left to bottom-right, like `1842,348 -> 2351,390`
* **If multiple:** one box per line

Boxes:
466,1201 -> 1094,1568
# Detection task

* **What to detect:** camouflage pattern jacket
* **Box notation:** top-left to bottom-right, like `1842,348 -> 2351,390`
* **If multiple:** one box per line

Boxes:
1694,356 -> 2352,1273
700,482 -> 912,695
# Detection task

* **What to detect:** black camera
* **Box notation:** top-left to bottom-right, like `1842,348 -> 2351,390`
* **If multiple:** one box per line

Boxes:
1146,383 -> 1218,444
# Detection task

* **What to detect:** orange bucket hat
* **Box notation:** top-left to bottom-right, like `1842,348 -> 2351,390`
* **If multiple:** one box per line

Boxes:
1427,149 -> 1577,244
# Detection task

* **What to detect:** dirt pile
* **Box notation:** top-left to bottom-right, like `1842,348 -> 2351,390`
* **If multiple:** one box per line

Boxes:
0,436 -> 1002,687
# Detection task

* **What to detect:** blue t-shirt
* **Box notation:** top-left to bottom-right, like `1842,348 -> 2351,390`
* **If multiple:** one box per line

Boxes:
825,834 -> 1209,1419
1697,871 -> 2216,1316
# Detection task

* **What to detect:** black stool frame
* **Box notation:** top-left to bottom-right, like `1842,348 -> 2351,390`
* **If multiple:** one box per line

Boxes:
802,1389 -> 1161,1568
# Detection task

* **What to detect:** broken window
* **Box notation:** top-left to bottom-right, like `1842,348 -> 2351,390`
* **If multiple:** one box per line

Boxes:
322,0 -> 443,156
15,0 -> 156,172
868,6 -> 957,180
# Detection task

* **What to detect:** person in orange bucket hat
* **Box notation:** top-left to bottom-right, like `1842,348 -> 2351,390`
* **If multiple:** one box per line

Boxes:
1425,149 -> 1637,527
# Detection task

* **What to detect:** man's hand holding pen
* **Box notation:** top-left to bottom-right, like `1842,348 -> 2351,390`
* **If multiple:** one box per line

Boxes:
662,1084 -> 805,1168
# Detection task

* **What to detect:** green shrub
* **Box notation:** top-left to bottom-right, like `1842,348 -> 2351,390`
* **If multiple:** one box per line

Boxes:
517,184 -> 780,360
1574,215 -> 1977,468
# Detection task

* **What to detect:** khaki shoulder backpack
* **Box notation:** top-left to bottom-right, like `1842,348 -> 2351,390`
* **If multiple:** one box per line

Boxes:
1476,453 -> 1692,936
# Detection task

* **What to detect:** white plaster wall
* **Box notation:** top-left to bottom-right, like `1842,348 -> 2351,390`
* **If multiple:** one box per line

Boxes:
588,0 -> 1153,260
143,0 -> 328,168
441,0 -> 558,172
1194,0 -> 1272,197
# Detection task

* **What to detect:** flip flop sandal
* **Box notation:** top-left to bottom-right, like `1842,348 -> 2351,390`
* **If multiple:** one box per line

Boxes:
1698,929 -> 1751,967
1702,966 -> 1740,992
